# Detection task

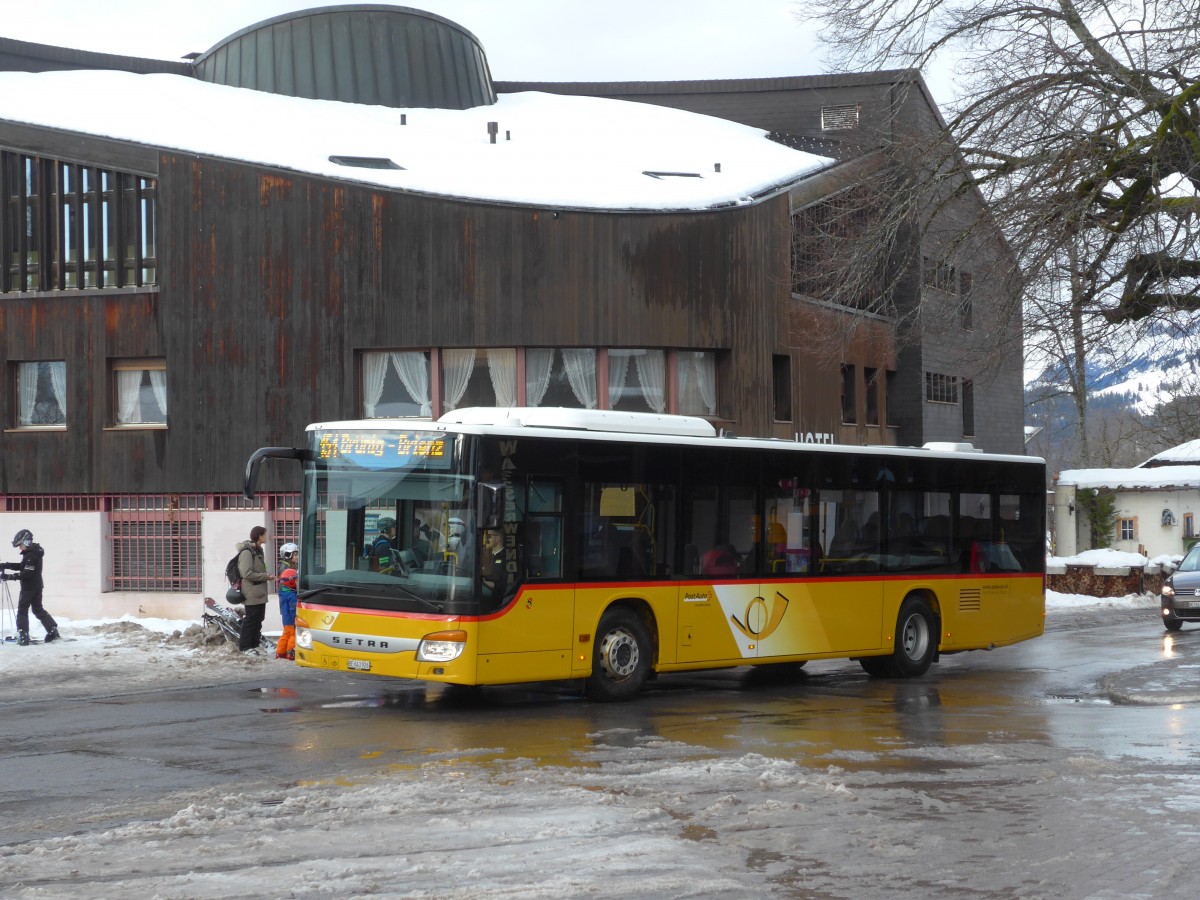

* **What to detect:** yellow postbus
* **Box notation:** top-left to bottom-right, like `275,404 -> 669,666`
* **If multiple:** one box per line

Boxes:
245,407 -> 1045,701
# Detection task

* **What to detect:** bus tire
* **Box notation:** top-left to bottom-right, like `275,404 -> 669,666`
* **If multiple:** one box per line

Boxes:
892,596 -> 937,677
860,596 -> 937,678
1164,611 -> 1183,632
587,608 -> 652,702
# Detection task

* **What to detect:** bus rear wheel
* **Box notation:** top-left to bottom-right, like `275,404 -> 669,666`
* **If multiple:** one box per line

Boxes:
859,596 -> 937,678
587,608 -> 652,701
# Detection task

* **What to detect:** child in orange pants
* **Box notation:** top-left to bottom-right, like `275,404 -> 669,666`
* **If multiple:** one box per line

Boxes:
276,543 -> 299,660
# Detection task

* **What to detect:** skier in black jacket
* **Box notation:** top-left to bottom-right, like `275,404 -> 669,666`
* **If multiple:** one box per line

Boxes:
2,529 -> 59,646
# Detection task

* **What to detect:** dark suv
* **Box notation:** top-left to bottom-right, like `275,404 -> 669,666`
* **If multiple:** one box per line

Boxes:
1161,545 -> 1200,631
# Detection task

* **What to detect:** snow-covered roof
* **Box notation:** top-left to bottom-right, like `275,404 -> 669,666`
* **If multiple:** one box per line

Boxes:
1057,465 -> 1200,490
0,69 -> 833,211
1140,438 -> 1200,467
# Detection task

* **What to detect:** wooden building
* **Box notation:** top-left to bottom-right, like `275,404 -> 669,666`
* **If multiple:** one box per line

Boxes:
0,5 -> 1025,614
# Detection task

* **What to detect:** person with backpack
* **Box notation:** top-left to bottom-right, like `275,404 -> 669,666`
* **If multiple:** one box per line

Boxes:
370,516 -> 399,574
275,542 -> 299,660
235,526 -> 275,655
1,529 -> 59,646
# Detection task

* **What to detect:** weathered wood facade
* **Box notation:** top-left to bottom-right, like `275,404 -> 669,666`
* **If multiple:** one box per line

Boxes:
1,143 -> 796,494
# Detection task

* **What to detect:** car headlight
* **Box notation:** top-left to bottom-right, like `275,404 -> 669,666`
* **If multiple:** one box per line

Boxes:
417,630 -> 467,662
296,628 -> 314,649
1162,584 -> 1175,598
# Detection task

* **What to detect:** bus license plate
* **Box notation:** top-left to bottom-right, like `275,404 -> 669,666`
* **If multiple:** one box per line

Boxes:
1184,601 -> 1200,608
347,659 -> 371,671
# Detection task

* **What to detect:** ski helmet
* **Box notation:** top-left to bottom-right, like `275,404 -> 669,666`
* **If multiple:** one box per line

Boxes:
279,542 -> 299,559
11,529 -> 32,548
376,517 -> 397,534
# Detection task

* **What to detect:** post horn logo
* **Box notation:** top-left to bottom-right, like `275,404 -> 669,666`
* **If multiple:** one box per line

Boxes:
730,592 -> 789,640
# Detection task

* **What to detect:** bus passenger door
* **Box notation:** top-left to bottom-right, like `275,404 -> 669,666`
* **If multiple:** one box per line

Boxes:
675,473 -> 764,664
476,478 -> 574,681
755,487 -> 884,658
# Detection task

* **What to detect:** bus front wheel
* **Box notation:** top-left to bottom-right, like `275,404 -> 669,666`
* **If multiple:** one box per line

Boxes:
587,608 -> 652,701
860,597 -> 937,678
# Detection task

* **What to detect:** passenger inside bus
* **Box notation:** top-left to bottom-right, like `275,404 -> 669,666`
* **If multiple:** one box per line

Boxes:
700,544 -> 739,576
369,517 -> 399,574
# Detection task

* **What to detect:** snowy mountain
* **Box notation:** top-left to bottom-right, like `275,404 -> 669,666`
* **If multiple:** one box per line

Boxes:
1026,318 -> 1200,416
1023,317 -> 1200,472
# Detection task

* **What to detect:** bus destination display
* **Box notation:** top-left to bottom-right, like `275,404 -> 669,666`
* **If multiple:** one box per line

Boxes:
316,431 -> 452,469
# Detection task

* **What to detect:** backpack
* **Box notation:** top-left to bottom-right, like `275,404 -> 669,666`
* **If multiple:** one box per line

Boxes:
225,549 -> 245,588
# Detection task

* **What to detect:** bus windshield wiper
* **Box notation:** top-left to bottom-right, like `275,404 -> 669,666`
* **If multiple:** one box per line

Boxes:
299,586 -> 335,600
300,582 -> 442,612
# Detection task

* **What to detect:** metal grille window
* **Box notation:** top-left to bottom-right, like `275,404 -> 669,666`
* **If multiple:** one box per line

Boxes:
790,187 -> 894,314
0,494 -> 101,512
269,493 -> 302,549
925,372 -> 959,404
821,104 -> 859,131
108,495 -> 203,592
0,151 -> 157,294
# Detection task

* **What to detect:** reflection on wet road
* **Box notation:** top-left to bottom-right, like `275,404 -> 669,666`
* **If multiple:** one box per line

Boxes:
236,607 -> 1200,779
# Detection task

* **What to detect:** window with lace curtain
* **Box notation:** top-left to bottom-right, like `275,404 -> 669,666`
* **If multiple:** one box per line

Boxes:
111,358 -> 167,427
361,350 -> 432,417
677,351 -> 717,417
13,360 -> 66,428
441,348 -> 517,411
363,347 -> 719,418
608,349 -> 668,413
526,348 -> 599,409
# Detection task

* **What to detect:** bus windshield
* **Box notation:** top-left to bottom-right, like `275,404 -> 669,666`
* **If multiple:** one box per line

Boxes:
301,428 -> 482,614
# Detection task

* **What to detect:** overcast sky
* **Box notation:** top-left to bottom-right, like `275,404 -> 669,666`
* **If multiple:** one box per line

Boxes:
10,1 -> 827,83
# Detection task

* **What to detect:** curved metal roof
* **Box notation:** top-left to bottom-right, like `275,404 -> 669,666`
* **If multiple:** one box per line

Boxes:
193,4 -> 495,110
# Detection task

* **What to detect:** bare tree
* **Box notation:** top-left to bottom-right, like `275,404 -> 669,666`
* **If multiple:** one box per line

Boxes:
806,0 -> 1200,320
803,0 -> 1200,462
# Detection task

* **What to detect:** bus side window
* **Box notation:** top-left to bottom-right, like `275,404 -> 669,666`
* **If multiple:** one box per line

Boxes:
526,479 -> 563,579
526,516 -> 562,578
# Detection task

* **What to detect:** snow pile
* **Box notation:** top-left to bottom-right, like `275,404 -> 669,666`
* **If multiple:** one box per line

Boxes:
0,613 -> 281,701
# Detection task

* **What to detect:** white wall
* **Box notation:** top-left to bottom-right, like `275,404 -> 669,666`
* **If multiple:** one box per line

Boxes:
1112,489 -> 1199,558
0,512 -> 282,632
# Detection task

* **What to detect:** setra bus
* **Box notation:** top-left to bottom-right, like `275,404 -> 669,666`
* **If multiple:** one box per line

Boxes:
245,407 -> 1046,701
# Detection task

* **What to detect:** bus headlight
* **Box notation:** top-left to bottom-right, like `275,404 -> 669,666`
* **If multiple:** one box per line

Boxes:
296,629 -> 314,650
417,630 -> 467,662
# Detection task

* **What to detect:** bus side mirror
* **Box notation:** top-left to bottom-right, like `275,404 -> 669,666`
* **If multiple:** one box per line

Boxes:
477,482 -> 507,529
244,447 -> 306,499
